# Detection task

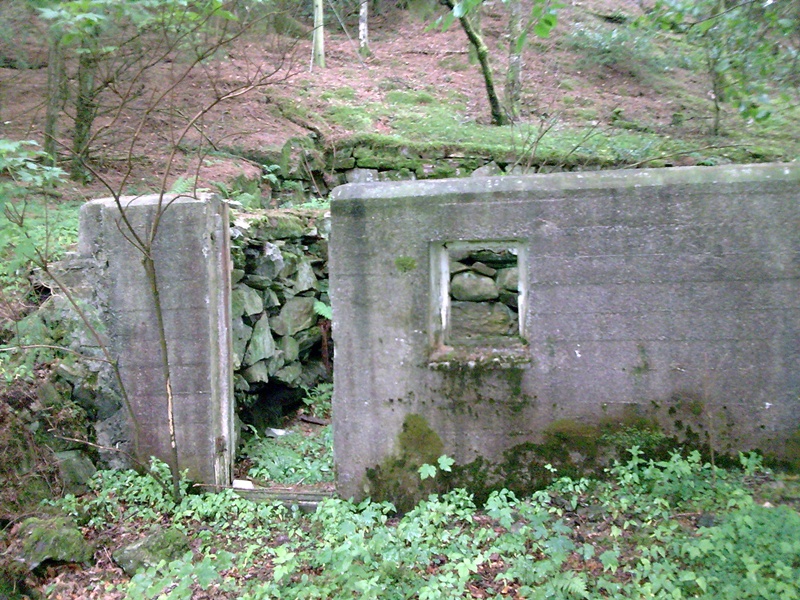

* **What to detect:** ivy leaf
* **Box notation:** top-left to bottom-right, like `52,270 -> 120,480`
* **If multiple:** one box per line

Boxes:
580,542 -> 595,560
38,7 -> 65,20
694,19 -> 717,35
514,31 -> 529,54
193,559 -> 220,589
599,549 -> 620,572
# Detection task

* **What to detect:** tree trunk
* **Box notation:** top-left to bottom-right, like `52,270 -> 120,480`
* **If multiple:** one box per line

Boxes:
442,0 -> 506,125
708,0 -> 725,135
467,4 -> 482,65
143,254 -> 183,502
359,0 -> 371,57
711,66 -> 723,135
71,41 -> 97,181
44,30 -> 66,164
505,0 -> 522,121
312,0 -> 325,69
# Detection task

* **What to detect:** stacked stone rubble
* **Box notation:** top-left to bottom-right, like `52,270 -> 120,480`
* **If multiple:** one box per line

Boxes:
448,248 -> 520,343
229,209 -> 331,404
272,137 -> 602,205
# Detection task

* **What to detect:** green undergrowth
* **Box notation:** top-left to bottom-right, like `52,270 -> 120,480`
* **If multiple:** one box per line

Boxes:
238,383 -> 334,486
0,199 -> 79,285
0,140 -> 81,385
32,449 -> 800,599
241,424 -> 334,486
0,140 -> 79,294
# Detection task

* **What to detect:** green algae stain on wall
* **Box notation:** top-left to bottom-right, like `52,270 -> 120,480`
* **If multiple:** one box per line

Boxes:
436,364 -> 533,417
364,413 -> 447,513
448,416 -> 680,505
394,256 -> 417,273
448,419 -> 609,505
364,407 -> 797,511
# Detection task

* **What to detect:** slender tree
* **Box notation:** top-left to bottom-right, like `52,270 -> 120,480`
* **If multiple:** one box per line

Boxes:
505,0 -> 523,121
312,0 -> 325,68
359,0 -> 371,57
43,26 -> 66,164
653,0 -> 800,134
31,0 -> 295,500
435,0 -> 561,126
505,0 -> 560,121
439,0 -> 506,125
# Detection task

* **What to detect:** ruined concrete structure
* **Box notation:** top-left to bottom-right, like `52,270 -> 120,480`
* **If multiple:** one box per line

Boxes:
78,194 -> 233,486
330,163 -> 800,501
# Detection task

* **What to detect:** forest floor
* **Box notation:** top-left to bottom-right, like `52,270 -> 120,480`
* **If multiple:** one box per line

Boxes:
0,0 -> 797,203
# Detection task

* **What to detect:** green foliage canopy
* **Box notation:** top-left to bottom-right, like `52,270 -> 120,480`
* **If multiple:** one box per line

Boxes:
652,0 -> 800,128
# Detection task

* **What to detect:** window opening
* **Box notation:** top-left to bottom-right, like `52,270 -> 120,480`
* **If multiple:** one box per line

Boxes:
431,241 -> 527,361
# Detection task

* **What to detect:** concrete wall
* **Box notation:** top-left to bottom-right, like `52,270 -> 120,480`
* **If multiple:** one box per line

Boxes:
78,194 -> 233,486
330,163 -> 800,501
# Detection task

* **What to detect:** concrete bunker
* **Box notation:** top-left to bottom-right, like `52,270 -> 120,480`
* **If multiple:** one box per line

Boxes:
70,163 -> 800,501
330,163 -> 800,502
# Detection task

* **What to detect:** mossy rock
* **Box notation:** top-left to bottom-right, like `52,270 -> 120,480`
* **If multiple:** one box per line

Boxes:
252,212 -> 306,239
0,402 -> 61,518
415,162 -> 458,179
353,150 -> 421,171
280,137 -> 324,180
55,450 -> 97,495
17,516 -> 94,571
112,526 -> 191,576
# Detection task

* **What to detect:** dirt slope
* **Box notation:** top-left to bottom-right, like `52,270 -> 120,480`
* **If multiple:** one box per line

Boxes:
0,0 -> 751,201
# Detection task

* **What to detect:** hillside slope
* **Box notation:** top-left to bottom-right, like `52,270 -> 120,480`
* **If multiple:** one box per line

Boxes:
0,0 -> 797,201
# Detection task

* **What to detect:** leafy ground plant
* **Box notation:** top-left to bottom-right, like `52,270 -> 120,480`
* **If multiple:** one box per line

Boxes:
28,448 -> 800,599
301,381 -> 332,419
241,424 -> 334,486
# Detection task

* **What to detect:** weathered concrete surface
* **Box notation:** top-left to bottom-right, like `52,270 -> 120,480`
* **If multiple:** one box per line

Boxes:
330,163 -> 800,501
78,194 -> 233,486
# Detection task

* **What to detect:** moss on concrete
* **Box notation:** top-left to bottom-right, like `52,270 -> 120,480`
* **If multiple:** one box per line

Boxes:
394,256 -> 417,273
452,410 -> 766,504
763,427 -> 800,472
364,414 -> 446,513
631,343 -> 651,376
365,403 -> 799,510
786,429 -> 800,471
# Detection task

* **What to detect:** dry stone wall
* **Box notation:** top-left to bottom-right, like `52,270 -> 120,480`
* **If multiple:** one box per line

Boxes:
272,136 -> 597,204
228,209 -> 332,417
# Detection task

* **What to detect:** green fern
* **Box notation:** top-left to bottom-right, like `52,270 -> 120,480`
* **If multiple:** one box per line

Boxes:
313,300 -> 332,320
168,176 -> 194,195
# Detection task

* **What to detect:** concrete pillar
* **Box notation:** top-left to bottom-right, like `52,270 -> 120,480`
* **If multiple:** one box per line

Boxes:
78,194 -> 233,486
